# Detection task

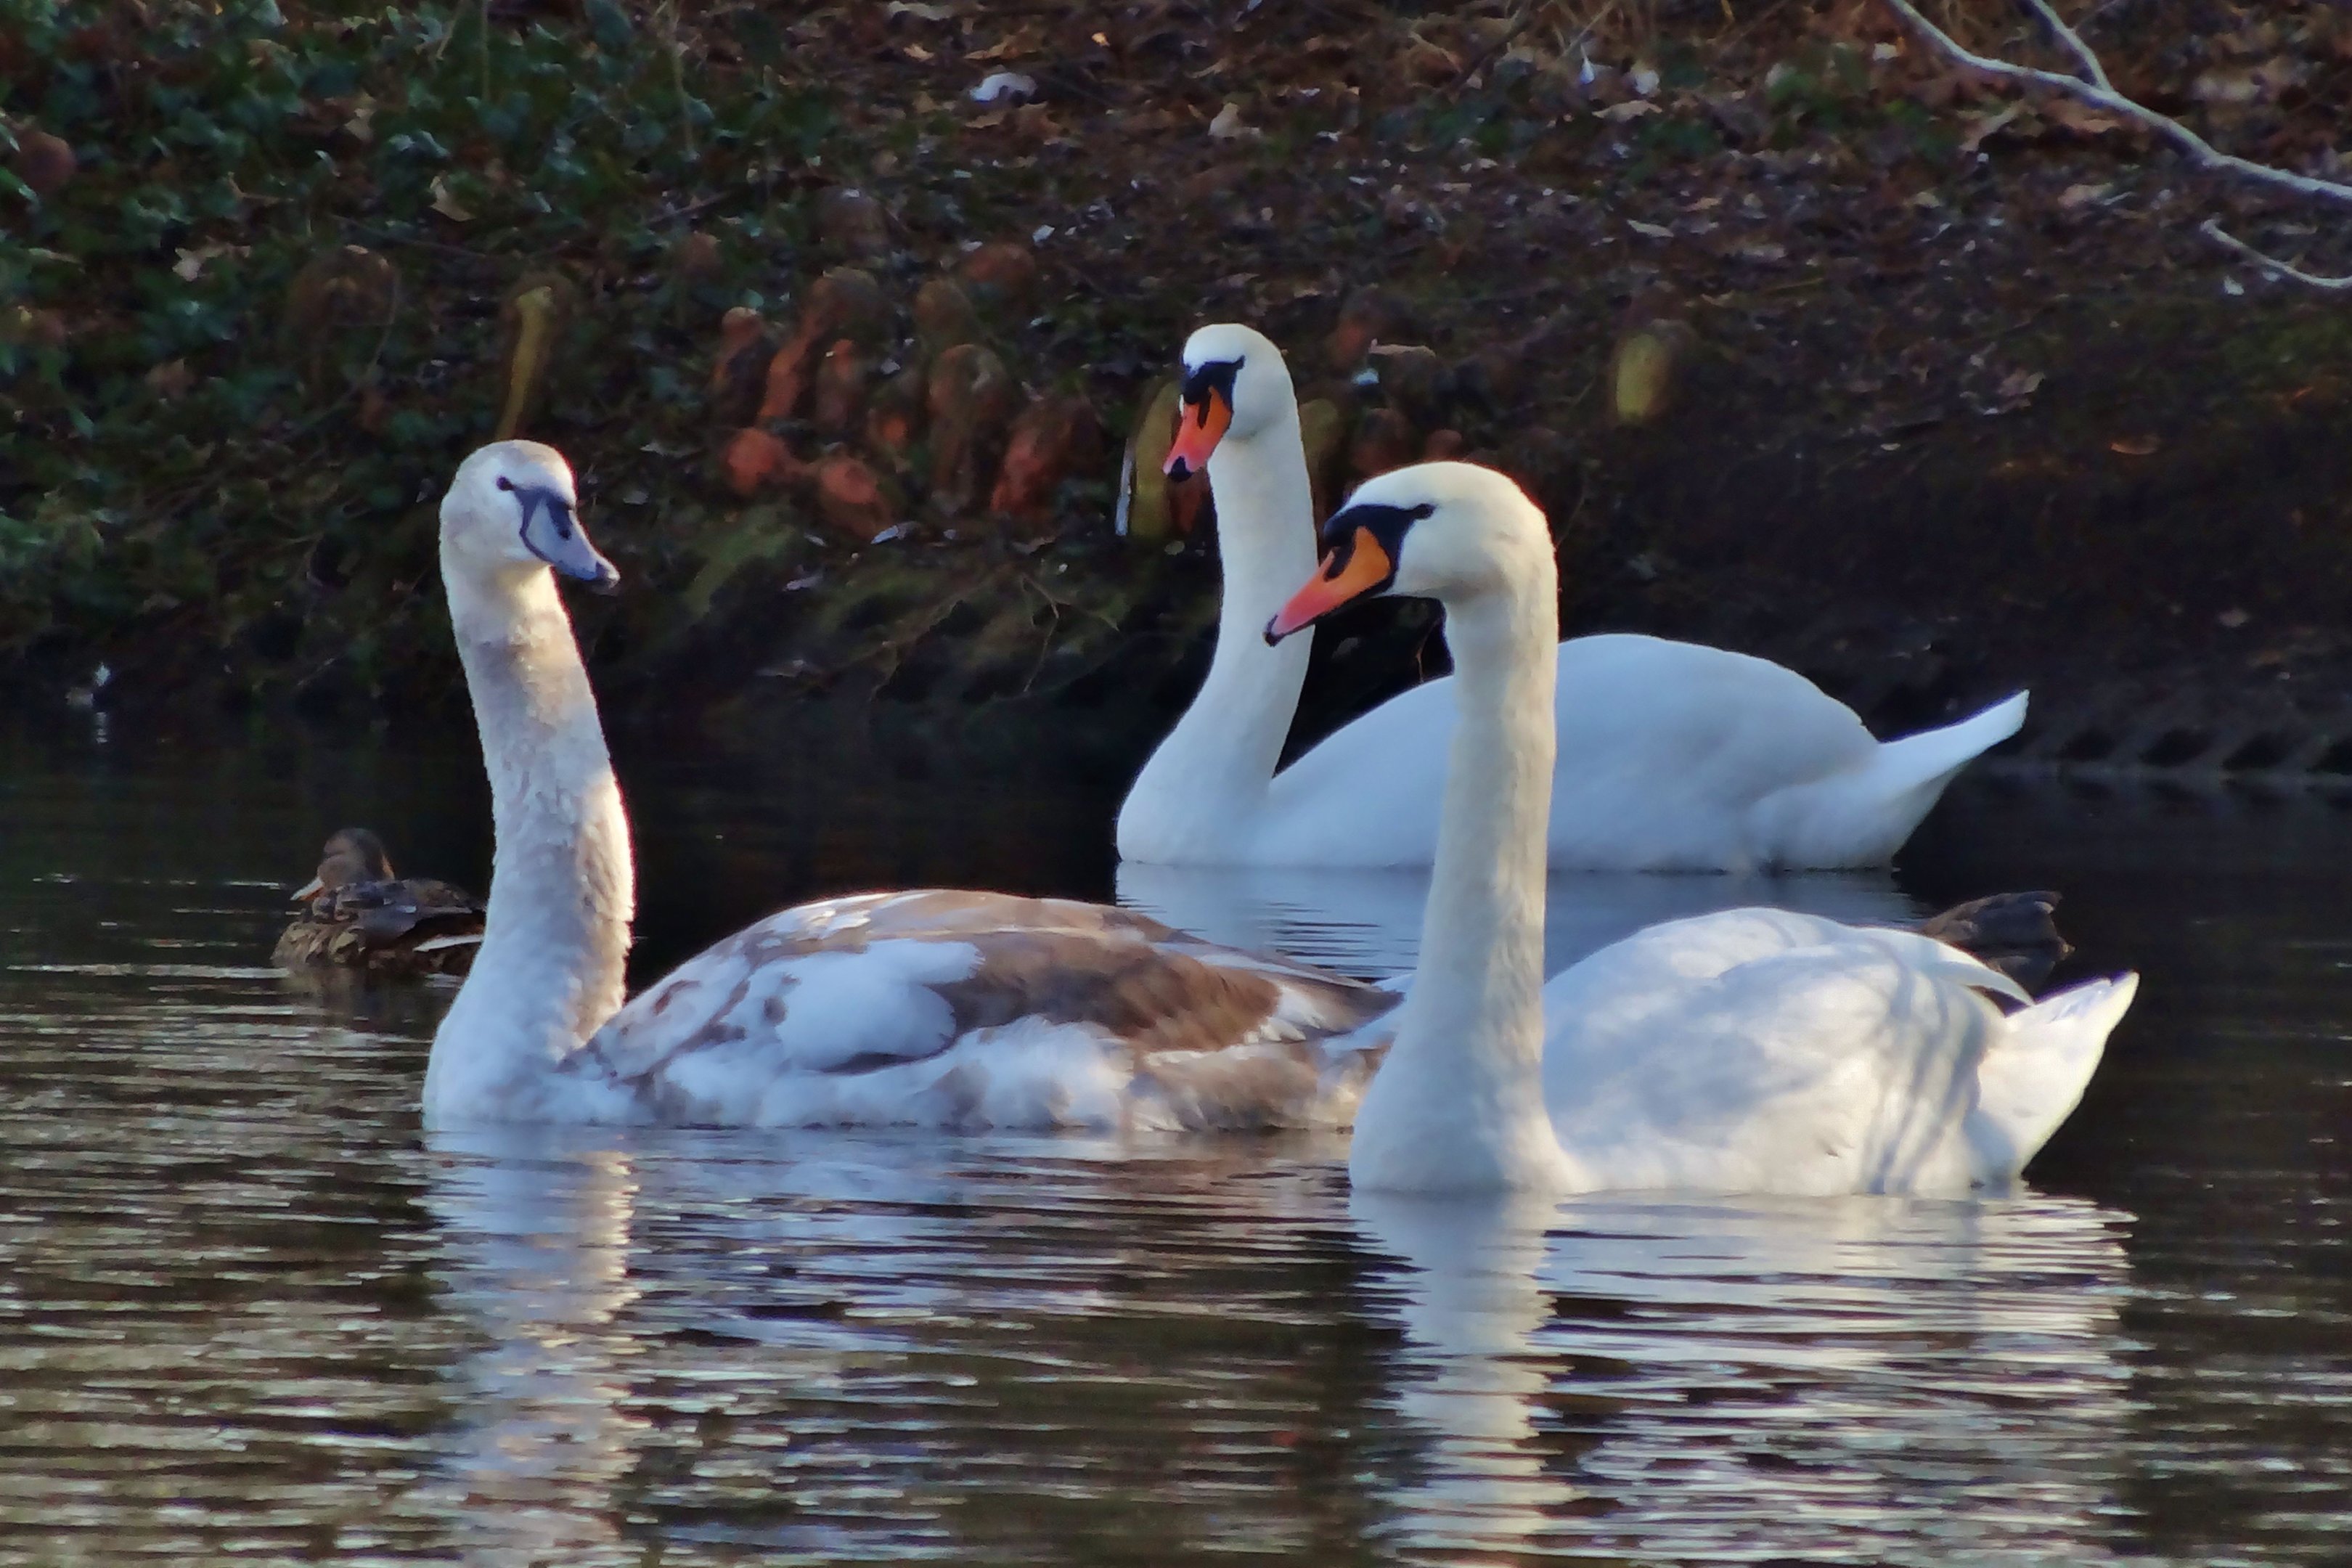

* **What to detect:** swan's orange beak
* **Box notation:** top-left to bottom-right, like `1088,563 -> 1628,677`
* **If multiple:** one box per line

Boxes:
1163,388 -> 1231,481
291,876 -> 325,904
1265,529 -> 1393,643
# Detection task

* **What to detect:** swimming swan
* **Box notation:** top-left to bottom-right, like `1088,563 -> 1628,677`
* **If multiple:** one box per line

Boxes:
1264,461 -> 2136,1194
1116,323 -> 2025,870
422,441 -> 1396,1130
423,442 -> 2119,1185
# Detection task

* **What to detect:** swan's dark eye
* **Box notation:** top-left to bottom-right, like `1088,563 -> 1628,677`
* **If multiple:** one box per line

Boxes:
1180,356 -> 1243,417
495,476 -> 514,491
1315,499 -> 1433,560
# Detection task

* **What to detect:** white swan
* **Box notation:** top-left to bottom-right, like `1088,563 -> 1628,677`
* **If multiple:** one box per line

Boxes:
1264,461 -> 2136,1195
427,441 -> 2124,1184
1117,322 -> 2025,870
425,441 -> 1396,1130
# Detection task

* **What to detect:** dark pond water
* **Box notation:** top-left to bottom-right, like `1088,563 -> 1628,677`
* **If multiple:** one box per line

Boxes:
2,714 -> 2348,1566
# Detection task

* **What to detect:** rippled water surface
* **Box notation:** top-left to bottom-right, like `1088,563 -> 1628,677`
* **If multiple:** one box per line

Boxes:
3,720 -> 2349,1565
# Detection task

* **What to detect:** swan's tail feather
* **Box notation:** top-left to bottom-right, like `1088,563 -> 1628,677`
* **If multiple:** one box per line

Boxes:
1880,688 -> 2026,775
1775,691 -> 2027,867
1975,971 -> 2137,1168
1866,689 -> 2026,812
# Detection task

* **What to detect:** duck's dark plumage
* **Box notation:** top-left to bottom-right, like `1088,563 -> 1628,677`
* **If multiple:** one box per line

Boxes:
274,828 -> 484,979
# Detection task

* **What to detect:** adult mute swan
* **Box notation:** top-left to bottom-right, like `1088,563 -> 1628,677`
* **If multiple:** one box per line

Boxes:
1265,462 -> 2136,1195
1117,323 -> 2025,871
424,441 -> 1396,1130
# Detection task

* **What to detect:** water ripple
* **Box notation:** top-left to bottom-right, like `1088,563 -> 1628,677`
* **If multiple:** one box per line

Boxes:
3,745 -> 2351,1564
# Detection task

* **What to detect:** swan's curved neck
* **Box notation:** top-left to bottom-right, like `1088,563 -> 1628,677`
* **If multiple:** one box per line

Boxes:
1117,405 -> 1317,860
425,559 -> 634,1124
1351,557 -> 1565,1192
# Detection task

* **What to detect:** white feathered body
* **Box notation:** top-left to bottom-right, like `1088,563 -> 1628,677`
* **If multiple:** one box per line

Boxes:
1322,462 -> 2131,1199
1532,909 -> 2137,1195
425,441 -> 2127,1201
1241,634 -> 2025,871
1115,323 -> 2021,873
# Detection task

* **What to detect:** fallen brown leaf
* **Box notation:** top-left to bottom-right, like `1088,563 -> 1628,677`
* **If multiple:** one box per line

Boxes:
144,359 -> 194,400
1207,102 -> 1252,140
428,174 -> 473,222
1958,105 -> 2020,153
2042,98 -> 2133,136
968,25 -> 1042,62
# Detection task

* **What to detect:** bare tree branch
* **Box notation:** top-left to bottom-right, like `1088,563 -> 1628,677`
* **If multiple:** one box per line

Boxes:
2022,0 -> 2110,91
1886,0 -> 2352,208
1883,0 -> 2352,288
2200,220 -> 2352,291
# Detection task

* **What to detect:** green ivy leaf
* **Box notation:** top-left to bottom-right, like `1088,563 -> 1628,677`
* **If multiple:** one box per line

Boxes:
584,0 -> 634,52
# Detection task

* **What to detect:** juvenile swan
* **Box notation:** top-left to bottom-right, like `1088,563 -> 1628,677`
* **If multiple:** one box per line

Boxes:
1263,462 -> 2136,1196
423,441 -> 1395,1129
1117,323 -> 2025,870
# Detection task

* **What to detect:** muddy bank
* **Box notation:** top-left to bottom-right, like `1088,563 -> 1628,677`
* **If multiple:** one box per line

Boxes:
600,279 -> 2352,785
17,275 -> 2352,787
9,1 -> 2352,777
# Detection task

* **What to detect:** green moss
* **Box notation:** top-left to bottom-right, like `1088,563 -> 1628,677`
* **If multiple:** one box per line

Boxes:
679,503 -> 803,624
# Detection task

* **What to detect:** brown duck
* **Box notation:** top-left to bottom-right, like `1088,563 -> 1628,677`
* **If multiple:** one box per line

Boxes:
273,828 -> 485,978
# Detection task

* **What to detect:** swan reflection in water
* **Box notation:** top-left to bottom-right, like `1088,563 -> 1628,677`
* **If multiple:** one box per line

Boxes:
418,1128 -> 1373,1563
420,1132 -> 2134,1564
415,1129 -> 648,1564
1116,860 -> 1920,978
1354,1187 -> 2137,1561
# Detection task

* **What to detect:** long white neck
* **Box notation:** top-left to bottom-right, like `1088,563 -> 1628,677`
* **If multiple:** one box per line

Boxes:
424,558 -> 634,1125
1115,402 -> 1317,862
1349,558 -> 1568,1193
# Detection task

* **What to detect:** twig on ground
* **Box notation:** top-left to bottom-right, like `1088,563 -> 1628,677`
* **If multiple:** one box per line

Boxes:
347,226 -> 496,263
2022,0 -> 2110,91
1882,0 -> 2352,289
655,189 -> 740,227
2199,220 -> 2352,291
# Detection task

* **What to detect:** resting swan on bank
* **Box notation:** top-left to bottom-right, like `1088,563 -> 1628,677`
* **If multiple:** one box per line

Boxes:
424,441 -> 2127,1195
1261,461 -> 2134,1193
1116,323 -> 2025,871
